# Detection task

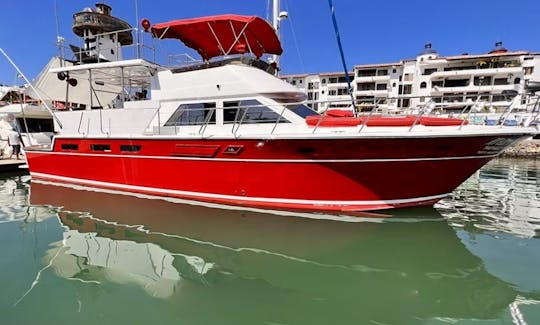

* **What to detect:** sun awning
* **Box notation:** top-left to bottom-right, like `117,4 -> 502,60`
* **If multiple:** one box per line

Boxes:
150,14 -> 283,61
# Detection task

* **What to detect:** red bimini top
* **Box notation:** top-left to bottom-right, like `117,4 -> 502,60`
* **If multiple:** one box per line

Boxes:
150,14 -> 283,61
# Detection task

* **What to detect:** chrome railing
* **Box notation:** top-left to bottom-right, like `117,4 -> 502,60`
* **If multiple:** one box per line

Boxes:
145,93 -> 539,138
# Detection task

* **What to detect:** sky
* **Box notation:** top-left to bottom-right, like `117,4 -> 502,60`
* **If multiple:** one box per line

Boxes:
1,0 -> 539,85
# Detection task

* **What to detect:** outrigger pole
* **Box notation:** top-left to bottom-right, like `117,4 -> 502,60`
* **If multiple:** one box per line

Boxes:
0,48 -> 63,129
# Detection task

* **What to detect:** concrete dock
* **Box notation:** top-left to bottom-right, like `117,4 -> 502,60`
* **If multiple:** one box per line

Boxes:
0,159 -> 28,173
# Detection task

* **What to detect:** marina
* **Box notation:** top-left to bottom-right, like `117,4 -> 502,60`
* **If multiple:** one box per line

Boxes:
0,1 -> 539,323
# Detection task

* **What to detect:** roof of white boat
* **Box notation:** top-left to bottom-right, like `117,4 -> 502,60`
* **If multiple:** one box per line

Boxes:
49,59 -> 159,74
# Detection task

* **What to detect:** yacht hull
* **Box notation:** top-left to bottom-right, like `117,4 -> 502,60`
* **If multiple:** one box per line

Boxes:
24,134 -> 526,213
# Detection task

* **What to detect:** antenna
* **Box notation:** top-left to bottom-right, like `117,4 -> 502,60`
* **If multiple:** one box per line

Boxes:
135,0 -> 141,58
54,0 -> 65,64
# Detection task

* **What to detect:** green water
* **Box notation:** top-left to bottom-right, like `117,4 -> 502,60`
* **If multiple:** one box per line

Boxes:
1,159 -> 539,324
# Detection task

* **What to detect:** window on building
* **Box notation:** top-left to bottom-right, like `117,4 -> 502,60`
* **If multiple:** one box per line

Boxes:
377,69 -> 388,76
514,77 -> 521,84
422,68 -> 437,75
420,81 -> 427,88
357,69 -> 376,77
473,76 -> 492,86
432,80 -> 443,88
445,79 -> 469,87
376,83 -> 387,90
403,85 -> 412,94
494,78 -> 509,85
399,99 -> 410,108
321,78 -> 326,84
524,67 -> 534,75
357,82 -> 376,91
338,76 -> 352,83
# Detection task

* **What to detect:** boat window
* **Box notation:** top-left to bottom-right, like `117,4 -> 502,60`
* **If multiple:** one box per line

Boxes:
61,144 -> 78,151
164,102 -> 216,126
286,103 -> 319,118
120,145 -> 141,152
16,118 -> 54,133
91,144 -> 111,152
223,99 -> 290,124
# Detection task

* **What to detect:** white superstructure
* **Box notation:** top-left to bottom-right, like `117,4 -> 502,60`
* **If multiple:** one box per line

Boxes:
282,42 -> 540,115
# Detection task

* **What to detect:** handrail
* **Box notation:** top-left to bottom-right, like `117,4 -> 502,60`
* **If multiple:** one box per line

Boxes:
0,48 -> 64,129
77,111 -> 85,135
358,98 -> 383,133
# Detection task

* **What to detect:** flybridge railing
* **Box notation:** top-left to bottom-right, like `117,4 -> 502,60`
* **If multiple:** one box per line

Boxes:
146,93 -> 539,138
59,27 -> 158,65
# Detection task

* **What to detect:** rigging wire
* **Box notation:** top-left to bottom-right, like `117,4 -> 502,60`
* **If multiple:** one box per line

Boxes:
282,0 -> 305,73
327,0 -> 356,114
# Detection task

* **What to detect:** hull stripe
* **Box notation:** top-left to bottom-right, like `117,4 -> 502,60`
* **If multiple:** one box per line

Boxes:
27,150 -> 497,163
30,172 -> 451,206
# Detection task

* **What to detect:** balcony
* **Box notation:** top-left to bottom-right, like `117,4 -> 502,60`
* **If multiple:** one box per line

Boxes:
430,66 -> 522,79
354,75 -> 391,82
355,89 -> 390,96
430,84 -> 520,94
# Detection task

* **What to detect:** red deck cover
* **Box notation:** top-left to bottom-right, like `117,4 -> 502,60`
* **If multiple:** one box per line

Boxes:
151,14 -> 283,60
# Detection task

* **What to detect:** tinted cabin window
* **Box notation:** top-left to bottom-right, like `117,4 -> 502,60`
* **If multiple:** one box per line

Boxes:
286,103 -> 318,118
120,145 -> 141,152
165,102 -> 216,126
91,144 -> 111,151
16,118 -> 54,132
61,143 -> 78,150
223,99 -> 289,124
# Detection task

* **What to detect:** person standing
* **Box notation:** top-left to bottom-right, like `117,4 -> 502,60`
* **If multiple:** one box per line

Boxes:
7,130 -> 22,160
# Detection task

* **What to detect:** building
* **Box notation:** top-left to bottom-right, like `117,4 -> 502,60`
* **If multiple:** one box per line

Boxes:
281,42 -> 540,114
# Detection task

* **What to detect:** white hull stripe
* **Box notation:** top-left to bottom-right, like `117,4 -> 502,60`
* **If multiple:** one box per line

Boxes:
30,172 -> 450,206
27,151 -> 497,163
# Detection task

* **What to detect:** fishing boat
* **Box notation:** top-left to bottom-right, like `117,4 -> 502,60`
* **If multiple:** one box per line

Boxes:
11,3 -> 539,215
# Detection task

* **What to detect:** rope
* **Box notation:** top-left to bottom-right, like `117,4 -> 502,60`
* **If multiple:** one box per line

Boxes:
327,0 -> 356,115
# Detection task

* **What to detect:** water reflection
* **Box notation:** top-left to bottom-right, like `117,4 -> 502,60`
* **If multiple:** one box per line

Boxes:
438,159 -> 540,238
28,181 -> 522,324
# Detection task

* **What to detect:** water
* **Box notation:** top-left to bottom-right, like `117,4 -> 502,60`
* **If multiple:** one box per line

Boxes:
0,159 -> 539,325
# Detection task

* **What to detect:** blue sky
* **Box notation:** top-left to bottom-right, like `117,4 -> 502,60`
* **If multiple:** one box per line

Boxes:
1,0 -> 539,85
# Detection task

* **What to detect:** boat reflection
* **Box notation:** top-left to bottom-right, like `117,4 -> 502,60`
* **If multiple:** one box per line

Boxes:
30,181 -> 519,324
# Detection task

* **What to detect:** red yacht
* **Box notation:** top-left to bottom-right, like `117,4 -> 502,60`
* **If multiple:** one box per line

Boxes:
17,4 -> 538,215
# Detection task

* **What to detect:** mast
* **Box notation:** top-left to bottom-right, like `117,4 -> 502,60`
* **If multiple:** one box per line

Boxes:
271,0 -> 287,72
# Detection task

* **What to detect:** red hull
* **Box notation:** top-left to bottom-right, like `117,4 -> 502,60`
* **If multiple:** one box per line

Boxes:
24,135 -> 524,213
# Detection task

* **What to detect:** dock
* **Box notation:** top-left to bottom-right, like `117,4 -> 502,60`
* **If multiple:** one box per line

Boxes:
0,159 -> 28,173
